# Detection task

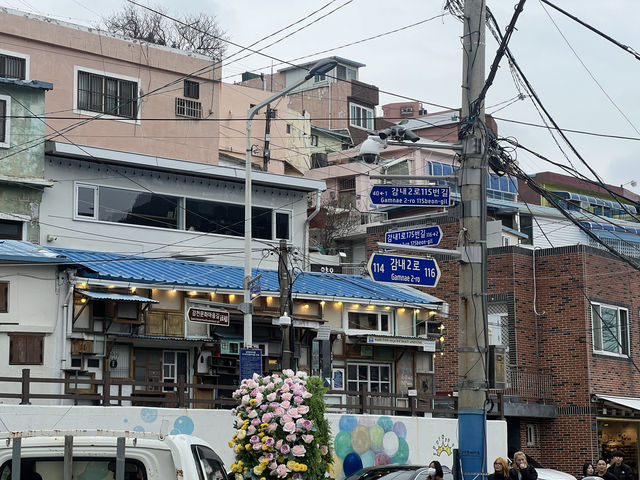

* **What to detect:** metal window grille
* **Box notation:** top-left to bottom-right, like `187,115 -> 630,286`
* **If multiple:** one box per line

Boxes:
0,54 -> 25,80
183,80 -> 200,99
77,71 -> 137,119
175,98 -> 202,119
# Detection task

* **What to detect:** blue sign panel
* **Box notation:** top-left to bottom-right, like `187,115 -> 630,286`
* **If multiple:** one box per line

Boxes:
239,348 -> 262,381
367,253 -> 441,287
385,226 -> 442,247
370,185 -> 450,206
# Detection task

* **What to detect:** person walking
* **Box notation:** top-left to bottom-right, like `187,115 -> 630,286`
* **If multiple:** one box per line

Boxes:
582,462 -> 595,478
509,451 -> 538,480
595,458 -> 617,480
607,451 -> 634,480
489,457 -> 510,480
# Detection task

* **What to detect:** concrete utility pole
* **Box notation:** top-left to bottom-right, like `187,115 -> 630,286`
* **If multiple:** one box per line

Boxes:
278,239 -> 294,370
458,0 -> 488,478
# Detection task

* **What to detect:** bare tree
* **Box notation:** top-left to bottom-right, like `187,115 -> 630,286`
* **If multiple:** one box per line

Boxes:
100,4 -> 227,60
311,196 -> 361,255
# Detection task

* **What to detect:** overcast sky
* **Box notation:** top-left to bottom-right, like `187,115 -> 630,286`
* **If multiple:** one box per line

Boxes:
2,0 -> 639,192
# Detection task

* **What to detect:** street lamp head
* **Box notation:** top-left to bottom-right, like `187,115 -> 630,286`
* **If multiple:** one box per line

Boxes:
304,59 -> 338,80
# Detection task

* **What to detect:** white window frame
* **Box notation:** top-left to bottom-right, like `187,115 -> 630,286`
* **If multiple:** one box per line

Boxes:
346,362 -> 393,393
73,66 -> 141,124
488,313 -> 506,346
591,302 -> 629,357
525,424 -> 538,447
344,307 -> 392,335
0,94 -> 11,149
349,102 -> 374,131
0,48 -> 30,80
74,183 -> 98,220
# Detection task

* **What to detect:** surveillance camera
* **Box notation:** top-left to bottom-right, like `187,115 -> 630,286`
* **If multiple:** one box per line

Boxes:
359,137 -> 381,164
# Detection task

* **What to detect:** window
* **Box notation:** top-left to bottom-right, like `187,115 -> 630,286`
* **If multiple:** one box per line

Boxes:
314,73 -> 327,83
346,363 -> 391,393
0,52 -> 26,79
77,69 -> 138,119
163,350 -> 188,391
0,220 -> 22,240
184,79 -> 200,99
347,310 -> 390,333
192,445 -> 228,480
175,98 -> 202,119
310,134 -> 318,147
75,184 -> 179,229
9,333 -> 44,365
0,95 -> 11,148
286,124 -> 291,134
0,282 -> 7,312
275,212 -> 290,240
525,424 -> 538,447
592,303 -> 629,356
336,65 -> 346,80
185,197 -> 290,240
349,103 -> 373,130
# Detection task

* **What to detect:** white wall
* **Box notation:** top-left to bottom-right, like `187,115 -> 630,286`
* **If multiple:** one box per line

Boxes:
532,216 -> 584,249
40,157 -> 310,269
0,405 -> 507,479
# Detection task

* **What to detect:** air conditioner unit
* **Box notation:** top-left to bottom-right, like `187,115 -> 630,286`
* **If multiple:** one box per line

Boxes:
400,106 -> 414,115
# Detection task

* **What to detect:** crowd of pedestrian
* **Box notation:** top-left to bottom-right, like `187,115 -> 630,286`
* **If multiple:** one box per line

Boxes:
486,450 -> 636,480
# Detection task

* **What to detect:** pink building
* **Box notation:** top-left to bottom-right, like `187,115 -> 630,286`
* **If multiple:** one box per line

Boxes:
0,8 -> 221,164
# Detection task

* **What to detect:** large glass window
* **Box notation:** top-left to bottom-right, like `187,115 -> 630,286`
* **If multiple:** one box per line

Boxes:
347,363 -> 391,393
98,187 -> 178,229
347,311 -> 390,333
349,103 -> 373,130
592,303 -> 629,356
77,70 -> 138,119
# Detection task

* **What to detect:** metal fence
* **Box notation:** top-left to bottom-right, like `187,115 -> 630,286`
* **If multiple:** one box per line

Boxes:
0,369 -> 508,417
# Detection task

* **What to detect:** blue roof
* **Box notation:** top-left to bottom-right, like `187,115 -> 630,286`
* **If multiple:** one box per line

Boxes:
0,241 -> 442,307
76,290 -> 158,303
0,240 -> 67,262
0,78 -> 53,90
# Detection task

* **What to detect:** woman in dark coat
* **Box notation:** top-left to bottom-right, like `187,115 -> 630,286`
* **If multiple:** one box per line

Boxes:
488,457 -> 510,480
509,451 -> 538,480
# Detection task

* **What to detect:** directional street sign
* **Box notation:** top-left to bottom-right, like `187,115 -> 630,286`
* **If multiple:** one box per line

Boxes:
367,253 -> 441,287
385,225 -> 442,247
370,185 -> 450,206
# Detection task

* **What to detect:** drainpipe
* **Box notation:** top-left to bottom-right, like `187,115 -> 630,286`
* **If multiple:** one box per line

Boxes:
59,272 -> 75,403
303,189 -> 322,270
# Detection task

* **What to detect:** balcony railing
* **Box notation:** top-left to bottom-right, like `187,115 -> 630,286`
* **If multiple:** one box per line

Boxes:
491,366 -> 553,402
0,369 -> 508,418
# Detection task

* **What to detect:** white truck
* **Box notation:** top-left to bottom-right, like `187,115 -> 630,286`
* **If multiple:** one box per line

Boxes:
0,429 -> 229,480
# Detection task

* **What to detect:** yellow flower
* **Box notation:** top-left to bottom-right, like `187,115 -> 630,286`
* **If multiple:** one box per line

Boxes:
261,477 -> 266,480
228,440 -> 234,448
300,465 -> 308,472
261,444 -> 268,451
249,399 -> 257,405
254,466 -> 265,475
287,461 -> 296,470
245,444 -> 252,451
258,432 -> 265,438
278,456 -> 284,463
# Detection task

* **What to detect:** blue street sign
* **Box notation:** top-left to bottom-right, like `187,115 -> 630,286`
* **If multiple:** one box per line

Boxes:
239,348 -> 262,381
370,185 -> 450,206
367,253 -> 441,287
385,225 -> 442,247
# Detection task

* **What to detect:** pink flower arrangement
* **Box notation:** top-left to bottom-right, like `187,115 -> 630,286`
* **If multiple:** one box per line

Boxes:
229,370 -> 329,480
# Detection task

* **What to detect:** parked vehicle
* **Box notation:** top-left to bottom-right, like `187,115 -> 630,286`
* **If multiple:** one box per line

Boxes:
0,429 -> 229,480
345,465 -> 453,480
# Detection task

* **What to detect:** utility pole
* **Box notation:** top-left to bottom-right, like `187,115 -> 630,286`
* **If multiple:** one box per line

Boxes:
278,239 -> 294,370
263,105 -> 273,170
458,0 -> 488,479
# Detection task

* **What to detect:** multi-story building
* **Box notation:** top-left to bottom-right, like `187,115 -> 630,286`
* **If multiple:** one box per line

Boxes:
240,56 -> 379,146
0,7 -> 220,164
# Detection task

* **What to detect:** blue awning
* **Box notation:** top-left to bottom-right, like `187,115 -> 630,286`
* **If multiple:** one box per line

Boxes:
580,221 -> 640,236
76,290 -> 158,303
554,191 -> 637,214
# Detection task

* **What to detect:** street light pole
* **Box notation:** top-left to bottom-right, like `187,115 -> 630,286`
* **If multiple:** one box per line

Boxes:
243,59 -> 337,348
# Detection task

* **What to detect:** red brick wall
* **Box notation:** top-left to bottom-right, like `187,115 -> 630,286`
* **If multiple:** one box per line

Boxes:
366,219 -> 640,477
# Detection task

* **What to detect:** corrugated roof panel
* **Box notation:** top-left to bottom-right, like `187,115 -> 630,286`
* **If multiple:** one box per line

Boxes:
0,242 -> 443,307
76,290 -> 158,303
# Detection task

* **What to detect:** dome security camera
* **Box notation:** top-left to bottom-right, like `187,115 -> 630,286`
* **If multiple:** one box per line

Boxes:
359,137 -> 382,164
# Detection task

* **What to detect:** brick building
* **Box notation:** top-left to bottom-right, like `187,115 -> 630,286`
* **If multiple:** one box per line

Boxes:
365,214 -> 640,478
